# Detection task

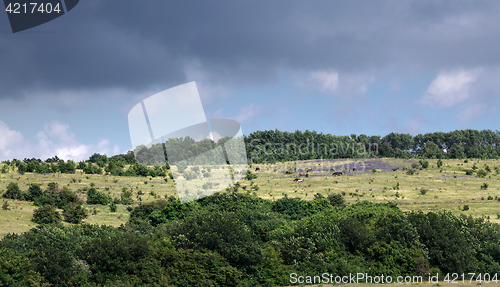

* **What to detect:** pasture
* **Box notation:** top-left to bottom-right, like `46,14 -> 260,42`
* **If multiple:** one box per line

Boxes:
1,158 -> 500,238
248,158 -> 500,223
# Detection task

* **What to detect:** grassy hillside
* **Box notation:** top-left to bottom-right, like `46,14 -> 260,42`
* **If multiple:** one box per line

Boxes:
0,170 -> 178,237
1,158 -> 500,238
247,158 -> 500,223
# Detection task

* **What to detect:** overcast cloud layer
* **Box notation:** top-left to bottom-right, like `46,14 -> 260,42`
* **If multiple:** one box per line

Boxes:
1,0 -> 500,160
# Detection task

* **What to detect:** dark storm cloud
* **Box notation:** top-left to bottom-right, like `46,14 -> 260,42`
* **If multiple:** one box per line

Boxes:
1,0 -> 500,99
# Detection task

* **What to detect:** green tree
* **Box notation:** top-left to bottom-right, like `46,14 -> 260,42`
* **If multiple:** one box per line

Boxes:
0,248 -> 48,287
26,184 -> 43,201
63,203 -> 88,224
86,188 -> 110,205
32,205 -> 62,225
2,182 -> 24,200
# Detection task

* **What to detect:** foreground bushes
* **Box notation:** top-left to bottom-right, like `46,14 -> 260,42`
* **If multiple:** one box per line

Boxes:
2,192 -> 500,286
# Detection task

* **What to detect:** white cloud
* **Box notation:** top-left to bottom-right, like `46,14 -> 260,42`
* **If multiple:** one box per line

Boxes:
294,69 -> 374,98
421,69 -> 480,109
0,121 -> 24,158
232,104 -> 261,123
0,120 -> 120,162
310,69 -> 339,93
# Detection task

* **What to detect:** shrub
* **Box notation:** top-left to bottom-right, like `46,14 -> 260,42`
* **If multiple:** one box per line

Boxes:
437,159 -> 443,168
63,203 -> 88,224
477,170 -> 487,177
86,188 -> 111,205
462,205 -> 469,211
327,193 -> 345,207
183,171 -> 197,181
2,200 -> 10,210
32,205 -> 62,224
120,190 -> 134,205
109,202 -> 117,212
245,170 -> 258,180
406,169 -> 415,175
419,160 -> 429,169
2,182 -> 24,200
480,182 -> 489,190
420,188 -> 428,195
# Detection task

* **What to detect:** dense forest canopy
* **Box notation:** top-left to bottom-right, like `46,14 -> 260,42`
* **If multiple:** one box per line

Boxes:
245,129 -> 500,163
1,193 -> 500,286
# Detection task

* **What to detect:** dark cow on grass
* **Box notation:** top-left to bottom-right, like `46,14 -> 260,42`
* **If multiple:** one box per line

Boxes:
299,173 -> 305,176
306,168 -> 313,172
255,167 -> 260,171
293,178 -> 304,183
285,170 -> 291,174
332,172 -> 343,176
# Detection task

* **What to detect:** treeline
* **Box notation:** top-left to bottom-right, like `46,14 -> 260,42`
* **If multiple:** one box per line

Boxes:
3,128 -> 500,173
2,192 -> 500,286
245,129 -> 500,163
1,152 -> 170,178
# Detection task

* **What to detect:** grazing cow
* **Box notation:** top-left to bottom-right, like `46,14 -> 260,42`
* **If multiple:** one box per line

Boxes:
255,167 -> 260,171
293,178 -> 303,183
299,173 -> 305,176
352,168 -> 357,172
306,168 -> 313,172
285,170 -> 291,174
332,172 -> 343,176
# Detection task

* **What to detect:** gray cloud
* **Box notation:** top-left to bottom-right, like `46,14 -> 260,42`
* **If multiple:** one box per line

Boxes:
2,0 -> 500,102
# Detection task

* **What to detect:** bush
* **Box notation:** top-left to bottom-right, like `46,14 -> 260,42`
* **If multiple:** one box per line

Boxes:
32,205 -> 62,225
419,160 -> 429,169
183,171 -> 197,181
327,193 -> 345,207
63,203 -> 88,224
477,169 -> 487,177
2,182 -> 24,200
245,170 -> 258,180
462,205 -> 469,211
420,188 -> 428,195
109,202 -> 117,212
120,190 -> 134,205
2,200 -> 10,210
480,182 -> 489,190
437,159 -> 443,168
86,188 -> 111,205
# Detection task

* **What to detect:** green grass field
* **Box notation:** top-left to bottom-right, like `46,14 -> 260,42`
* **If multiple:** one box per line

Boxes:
1,158 -> 500,238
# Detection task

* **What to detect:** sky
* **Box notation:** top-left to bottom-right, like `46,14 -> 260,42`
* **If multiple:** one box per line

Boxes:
1,0 -> 500,161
